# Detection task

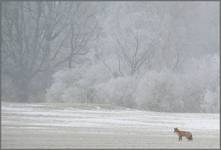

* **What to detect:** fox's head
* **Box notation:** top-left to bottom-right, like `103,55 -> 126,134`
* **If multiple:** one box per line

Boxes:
174,128 -> 178,132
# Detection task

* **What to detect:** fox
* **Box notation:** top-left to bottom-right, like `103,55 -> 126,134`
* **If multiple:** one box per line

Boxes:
174,128 -> 193,141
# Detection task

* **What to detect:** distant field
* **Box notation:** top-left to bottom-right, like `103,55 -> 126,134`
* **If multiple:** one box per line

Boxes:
1,102 -> 220,149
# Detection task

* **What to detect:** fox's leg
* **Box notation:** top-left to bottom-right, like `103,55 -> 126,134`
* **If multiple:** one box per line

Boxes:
179,136 -> 182,141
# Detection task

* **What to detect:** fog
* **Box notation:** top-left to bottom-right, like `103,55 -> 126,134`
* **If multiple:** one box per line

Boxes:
2,1 -> 219,113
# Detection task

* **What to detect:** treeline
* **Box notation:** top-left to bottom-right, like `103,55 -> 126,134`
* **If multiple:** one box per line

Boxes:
2,2 -> 219,113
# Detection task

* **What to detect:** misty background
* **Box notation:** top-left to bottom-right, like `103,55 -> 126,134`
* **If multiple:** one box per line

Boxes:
1,1 -> 219,113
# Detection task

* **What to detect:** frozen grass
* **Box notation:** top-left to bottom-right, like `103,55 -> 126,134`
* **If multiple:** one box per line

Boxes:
2,102 -> 220,149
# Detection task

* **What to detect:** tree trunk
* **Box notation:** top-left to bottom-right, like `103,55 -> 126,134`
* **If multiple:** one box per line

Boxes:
13,77 -> 31,103
68,57 -> 73,68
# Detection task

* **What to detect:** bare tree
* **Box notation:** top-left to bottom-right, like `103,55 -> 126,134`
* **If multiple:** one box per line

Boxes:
2,2 -> 66,102
67,3 -> 99,68
1,1 -> 100,102
115,32 -> 154,76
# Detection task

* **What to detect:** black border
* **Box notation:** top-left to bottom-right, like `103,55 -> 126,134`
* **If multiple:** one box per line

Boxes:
0,0 -> 220,150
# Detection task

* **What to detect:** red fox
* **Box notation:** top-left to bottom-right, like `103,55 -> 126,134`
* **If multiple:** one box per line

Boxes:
174,128 -> 193,141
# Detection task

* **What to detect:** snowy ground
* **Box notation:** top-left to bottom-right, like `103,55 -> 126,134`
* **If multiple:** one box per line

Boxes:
2,102 -> 220,149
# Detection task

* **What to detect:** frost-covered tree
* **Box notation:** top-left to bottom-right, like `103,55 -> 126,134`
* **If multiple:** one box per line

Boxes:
1,1 -> 101,102
135,54 -> 219,112
2,2 -> 70,102
45,2 -> 218,113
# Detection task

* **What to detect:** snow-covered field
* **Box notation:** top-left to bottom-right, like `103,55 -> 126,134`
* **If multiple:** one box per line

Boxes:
2,102 -> 220,149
